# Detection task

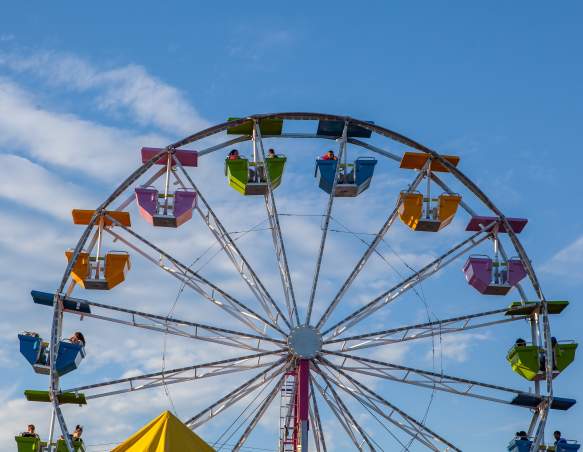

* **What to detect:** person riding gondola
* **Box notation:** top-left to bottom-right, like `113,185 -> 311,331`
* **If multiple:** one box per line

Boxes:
21,425 -> 39,438
72,425 -> 83,441
69,331 -> 86,347
321,150 -> 337,160
554,430 -> 567,446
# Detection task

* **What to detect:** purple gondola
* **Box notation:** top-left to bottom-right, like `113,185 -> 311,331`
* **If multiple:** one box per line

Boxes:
135,147 -> 198,228
463,216 -> 528,295
135,187 -> 196,228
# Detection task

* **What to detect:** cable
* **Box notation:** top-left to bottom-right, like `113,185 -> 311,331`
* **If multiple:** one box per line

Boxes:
213,379 -> 275,451
161,218 -> 271,418
326,215 -> 443,451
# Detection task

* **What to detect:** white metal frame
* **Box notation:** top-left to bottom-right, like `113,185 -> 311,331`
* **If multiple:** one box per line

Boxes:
45,113 -> 564,452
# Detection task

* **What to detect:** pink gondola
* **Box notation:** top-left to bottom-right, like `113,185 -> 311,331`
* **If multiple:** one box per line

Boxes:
463,216 -> 528,295
135,187 -> 196,228
135,147 -> 198,228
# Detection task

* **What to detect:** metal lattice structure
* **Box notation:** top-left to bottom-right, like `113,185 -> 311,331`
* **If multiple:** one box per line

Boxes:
34,113 -> 577,452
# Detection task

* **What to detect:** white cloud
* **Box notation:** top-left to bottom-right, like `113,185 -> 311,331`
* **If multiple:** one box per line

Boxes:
0,154 -> 96,220
0,50 -> 209,135
0,78 -> 167,181
427,332 -> 489,364
541,235 -> 583,281
370,342 -> 410,364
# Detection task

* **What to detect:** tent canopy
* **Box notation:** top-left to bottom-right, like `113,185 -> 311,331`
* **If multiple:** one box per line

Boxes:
112,411 -> 215,452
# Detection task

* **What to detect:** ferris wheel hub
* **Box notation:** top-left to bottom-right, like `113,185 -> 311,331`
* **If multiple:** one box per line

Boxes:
287,325 -> 323,359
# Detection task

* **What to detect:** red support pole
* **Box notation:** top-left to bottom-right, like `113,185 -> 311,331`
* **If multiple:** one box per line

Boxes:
296,359 -> 310,451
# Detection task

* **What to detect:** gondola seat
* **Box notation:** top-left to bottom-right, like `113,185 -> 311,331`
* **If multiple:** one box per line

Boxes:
135,187 -> 196,227
314,157 -> 377,197
225,156 -> 286,195
463,255 -> 526,295
65,250 -> 130,290
398,192 -> 461,232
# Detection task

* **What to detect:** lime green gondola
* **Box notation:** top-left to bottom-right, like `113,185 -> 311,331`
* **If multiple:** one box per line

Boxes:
225,156 -> 287,195
506,342 -> 578,381
15,436 -> 41,452
56,439 -> 85,452
507,345 -> 541,381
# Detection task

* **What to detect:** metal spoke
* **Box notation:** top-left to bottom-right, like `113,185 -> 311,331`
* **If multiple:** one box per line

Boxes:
325,352 -> 528,406
105,227 -> 271,337
64,351 -> 284,399
316,170 -> 426,330
232,374 -> 286,451
174,156 -> 290,331
106,229 -> 266,336
186,358 -> 289,428
103,216 -> 286,337
312,362 -> 377,451
254,121 -> 301,326
325,306 -> 525,351
53,292 -> 284,352
310,379 -> 328,452
309,406 -> 322,452
322,224 -> 496,339
320,357 -> 461,452
317,363 -> 438,451
311,375 -> 366,451
305,121 -> 348,325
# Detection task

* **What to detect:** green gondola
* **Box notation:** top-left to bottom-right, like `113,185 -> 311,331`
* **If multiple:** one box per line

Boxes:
507,342 -> 578,381
225,156 -> 287,195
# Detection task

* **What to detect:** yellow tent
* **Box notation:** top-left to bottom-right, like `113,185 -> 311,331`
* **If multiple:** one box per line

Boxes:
112,411 -> 215,452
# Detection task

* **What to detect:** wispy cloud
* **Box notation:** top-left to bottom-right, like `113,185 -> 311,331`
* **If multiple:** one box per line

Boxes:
427,332 -> 490,364
541,235 -> 583,282
0,154 -> 95,220
0,50 -> 209,135
227,27 -> 295,64
0,78 -> 166,181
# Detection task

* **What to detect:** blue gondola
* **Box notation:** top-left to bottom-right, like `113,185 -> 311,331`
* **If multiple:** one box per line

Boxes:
18,334 -> 47,368
55,341 -> 86,376
315,157 -> 377,197
18,333 -> 85,376
508,439 -> 532,452
557,442 -> 581,452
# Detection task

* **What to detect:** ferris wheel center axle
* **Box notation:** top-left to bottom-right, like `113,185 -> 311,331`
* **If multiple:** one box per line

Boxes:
287,325 -> 323,359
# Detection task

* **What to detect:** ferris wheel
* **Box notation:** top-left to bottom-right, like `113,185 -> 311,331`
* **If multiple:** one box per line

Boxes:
18,113 -> 579,452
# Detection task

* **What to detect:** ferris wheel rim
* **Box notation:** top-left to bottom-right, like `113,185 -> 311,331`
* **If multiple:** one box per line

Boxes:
48,112 -> 555,451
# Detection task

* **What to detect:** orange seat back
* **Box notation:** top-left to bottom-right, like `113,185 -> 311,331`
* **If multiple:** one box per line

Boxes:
65,250 -> 90,288
437,194 -> 462,230
398,192 -> 423,230
104,252 -> 131,289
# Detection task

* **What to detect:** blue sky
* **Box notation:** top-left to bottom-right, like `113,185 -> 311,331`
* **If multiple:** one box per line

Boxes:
1,2 -> 582,451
